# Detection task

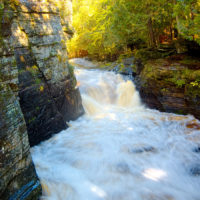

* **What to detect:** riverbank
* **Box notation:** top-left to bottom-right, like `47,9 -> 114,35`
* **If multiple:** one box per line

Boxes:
135,54 -> 200,120
70,52 -> 200,120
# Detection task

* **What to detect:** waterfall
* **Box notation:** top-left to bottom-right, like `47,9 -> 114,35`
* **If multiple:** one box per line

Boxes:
31,59 -> 200,200
77,67 -> 141,116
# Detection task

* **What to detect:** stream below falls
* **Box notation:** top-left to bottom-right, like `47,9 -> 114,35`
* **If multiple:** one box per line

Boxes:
31,58 -> 200,200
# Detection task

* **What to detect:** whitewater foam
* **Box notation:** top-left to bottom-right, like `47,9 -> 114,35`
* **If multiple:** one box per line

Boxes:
32,60 -> 200,200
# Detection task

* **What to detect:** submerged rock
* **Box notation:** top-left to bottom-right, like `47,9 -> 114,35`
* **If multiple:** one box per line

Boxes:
193,146 -> 200,153
129,146 -> 156,154
190,165 -> 200,176
116,162 -> 130,174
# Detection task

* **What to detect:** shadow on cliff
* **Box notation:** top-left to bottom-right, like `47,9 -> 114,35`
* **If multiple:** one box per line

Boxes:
12,1 -> 84,146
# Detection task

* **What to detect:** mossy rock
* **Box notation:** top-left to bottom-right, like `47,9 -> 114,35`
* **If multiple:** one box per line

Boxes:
134,48 -> 163,62
185,84 -> 200,99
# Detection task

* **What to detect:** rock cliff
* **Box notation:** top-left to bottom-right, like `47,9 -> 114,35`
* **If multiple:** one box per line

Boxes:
0,83 -> 42,200
0,0 -> 83,199
13,0 -> 84,146
135,56 -> 200,120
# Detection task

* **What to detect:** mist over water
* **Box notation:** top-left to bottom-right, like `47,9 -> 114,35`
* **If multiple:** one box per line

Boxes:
32,59 -> 200,200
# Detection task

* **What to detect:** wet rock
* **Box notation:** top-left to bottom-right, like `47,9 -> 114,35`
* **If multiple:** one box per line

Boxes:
112,57 -> 136,76
190,165 -> 200,176
122,57 -> 134,66
134,59 -> 144,75
193,146 -> 200,153
186,121 -> 200,130
129,146 -> 156,154
120,66 -> 136,77
116,162 -> 130,173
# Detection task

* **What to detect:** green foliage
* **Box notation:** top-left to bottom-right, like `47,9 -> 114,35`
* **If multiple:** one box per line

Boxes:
68,0 -> 200,60
190,76 -> 200,89
0,0 -> 4,44
35,78 -> 41,85
170,77 -> 186,88
134,48 -> 163,62
173,0 -> 200,45
28,116 -> 36,124
165,68 -> 192,88
68,63 -> 74,76
186,81 -> 200,98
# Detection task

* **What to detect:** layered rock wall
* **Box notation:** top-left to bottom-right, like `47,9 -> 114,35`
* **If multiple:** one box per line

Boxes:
11,0 -> 84,146
0,0 -> 83,199
135,58 -> 200,120
0,84 -> 42,200
0,2 -> 42,199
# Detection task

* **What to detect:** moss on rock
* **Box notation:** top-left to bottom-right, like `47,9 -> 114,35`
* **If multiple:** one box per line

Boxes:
136,55 -> 200,119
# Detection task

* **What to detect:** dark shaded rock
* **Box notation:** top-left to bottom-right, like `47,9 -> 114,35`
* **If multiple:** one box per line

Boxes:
175,38 -> 188,54
135,58 -> 200,119
135,81 -> 165,111
0,0 -> 84,199
120,66 -> 136,77
116,162 -> 130,174
194,146 -> 200,153
134,59 -> 144,75
11,0 -> 84,146
111,57 -> 136,77
0,84 -> 42,200
129,146 -> 156,154
19,83 -> 68,146
190,165 -> 200,176
52,78 -> 84,121
15,47 -> 68,146
122,57 -> 134,66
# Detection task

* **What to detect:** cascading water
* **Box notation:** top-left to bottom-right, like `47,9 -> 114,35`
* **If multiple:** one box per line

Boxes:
31,58 -> 200,200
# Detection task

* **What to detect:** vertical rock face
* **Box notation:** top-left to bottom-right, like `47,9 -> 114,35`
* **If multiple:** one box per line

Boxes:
11,0 -> 84,146
0,0 -> 84,199
0,2 -> 42,199
0,84 -> 42,200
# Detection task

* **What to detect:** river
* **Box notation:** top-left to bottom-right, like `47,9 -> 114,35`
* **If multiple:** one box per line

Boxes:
31,58 -> 200,200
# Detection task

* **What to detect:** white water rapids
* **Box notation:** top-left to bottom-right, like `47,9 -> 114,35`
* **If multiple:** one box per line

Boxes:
31,58 -> 200,200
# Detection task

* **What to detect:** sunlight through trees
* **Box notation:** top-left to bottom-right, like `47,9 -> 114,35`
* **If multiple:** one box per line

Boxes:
67,0 -> 200,60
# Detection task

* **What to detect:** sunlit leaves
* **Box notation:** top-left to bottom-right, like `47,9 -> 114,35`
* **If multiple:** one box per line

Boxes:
68,0 -> 200,59
173,0 -> 200,44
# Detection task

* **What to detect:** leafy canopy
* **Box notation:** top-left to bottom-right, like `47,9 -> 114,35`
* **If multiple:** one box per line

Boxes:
68,0 -> 200,59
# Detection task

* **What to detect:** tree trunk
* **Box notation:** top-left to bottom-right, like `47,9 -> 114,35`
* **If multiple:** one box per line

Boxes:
147,17 -> 156,48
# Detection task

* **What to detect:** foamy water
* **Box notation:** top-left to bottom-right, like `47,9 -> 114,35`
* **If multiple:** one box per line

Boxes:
32,59 -> 200,200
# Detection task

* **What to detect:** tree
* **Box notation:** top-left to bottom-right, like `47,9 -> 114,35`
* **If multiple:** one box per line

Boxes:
67,0 -> 200,59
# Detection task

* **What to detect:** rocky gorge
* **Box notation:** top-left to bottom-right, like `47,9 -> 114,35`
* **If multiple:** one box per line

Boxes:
0,0 -> 200,199
134,55 -> 200,121
104,52 -> 200,121
0,0 -> 83,199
